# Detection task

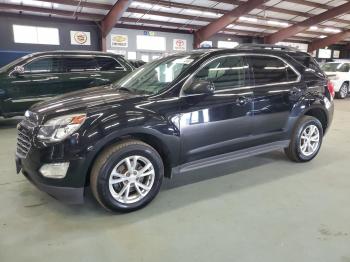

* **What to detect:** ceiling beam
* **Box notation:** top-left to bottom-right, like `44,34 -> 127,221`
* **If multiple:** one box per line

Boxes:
308,30 -> 350,52
215,0 -> 350,25
264,1 -> 350,44
194,0 -> 265,47
119,17 -> 314,42
27,0 -> 350,34
101,0 -> 133,37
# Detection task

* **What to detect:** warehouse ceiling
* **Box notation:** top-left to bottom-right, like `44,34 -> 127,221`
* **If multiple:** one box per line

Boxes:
1,0 -> 350,45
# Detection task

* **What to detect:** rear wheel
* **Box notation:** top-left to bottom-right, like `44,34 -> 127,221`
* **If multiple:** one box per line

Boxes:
285,116 -> 323,162
90,139 -> 164,212
336,82 -> 349,99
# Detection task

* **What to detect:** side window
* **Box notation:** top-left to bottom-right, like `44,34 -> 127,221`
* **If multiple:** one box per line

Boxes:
23,57 -> 61,73
96,57 -> 124,71
64,57 -> 98,72
341,63 -> 350,72
247,56 -> 293,85
193,56 -> 247,91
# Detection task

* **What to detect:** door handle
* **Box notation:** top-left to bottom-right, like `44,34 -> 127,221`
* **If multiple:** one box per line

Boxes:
236,96 -> 249,106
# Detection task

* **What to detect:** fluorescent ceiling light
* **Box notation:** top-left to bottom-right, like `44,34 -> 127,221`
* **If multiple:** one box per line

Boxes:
239,16 -> 258,23
133,2 -> 153,9
323,27 -> 341,33
203,11 -> 221,17
186,9 -> 202,15
267,20 -> 289,27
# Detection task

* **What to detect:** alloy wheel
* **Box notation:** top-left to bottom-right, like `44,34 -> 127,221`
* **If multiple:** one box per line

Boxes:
299,124 -> 320,156
108,155 -> 155,204
340,84 -> 348,98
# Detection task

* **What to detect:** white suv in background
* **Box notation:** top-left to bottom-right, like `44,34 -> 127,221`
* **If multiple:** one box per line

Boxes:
321,62 -> 350,99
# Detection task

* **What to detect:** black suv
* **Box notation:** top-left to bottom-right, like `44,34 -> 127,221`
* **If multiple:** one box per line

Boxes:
15,45 -> 334,212
0,51 -> 134,117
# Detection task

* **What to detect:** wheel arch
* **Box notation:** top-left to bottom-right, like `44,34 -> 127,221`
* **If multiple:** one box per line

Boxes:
84,128 -> 179,186
303,107 -> 328,134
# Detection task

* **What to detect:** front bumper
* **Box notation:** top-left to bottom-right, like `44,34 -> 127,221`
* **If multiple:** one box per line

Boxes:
16,155 -> 85,204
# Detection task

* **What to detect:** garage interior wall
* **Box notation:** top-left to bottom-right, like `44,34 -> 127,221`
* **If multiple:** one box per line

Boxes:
0,14 -> 100,66
106,27 -> 194,61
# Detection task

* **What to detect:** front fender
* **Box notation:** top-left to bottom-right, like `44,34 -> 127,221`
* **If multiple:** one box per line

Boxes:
76,111 -> 181,183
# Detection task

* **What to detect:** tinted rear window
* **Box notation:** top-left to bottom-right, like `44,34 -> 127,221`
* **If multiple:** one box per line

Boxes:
64,57 -> 97,72
247,56 -> 295,85
96,57 -> 124,71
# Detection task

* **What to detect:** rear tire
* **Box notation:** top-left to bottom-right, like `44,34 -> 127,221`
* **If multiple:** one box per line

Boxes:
335,82 -> 349,99
90,139 -> 164,212
284,116 -> 323,162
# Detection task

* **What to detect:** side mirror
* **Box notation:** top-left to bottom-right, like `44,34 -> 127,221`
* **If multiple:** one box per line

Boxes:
183,80 -> 215,95
11,66 -> 24,77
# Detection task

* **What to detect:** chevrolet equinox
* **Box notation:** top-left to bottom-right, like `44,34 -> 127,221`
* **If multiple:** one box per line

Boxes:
15,45 -> 334,212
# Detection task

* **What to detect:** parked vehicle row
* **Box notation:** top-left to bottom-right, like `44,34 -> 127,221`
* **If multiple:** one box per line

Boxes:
15,45 -> 334,212
0,51 -> 134,117
321,61 -> 350,99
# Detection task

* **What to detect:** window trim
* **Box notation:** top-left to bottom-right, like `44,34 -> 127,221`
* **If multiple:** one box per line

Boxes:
180,53 -> 301,97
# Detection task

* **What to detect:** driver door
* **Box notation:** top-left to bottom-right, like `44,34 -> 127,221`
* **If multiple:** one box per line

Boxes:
178,55 -> 254,163
2,56 -> 63,114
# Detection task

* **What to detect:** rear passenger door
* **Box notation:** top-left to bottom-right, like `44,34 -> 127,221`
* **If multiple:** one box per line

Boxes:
246,55 -> 302,142
60,56 -> 100,93
95,56 -> 131,84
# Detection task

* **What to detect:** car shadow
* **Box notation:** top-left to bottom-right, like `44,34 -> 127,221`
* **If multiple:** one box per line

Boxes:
39,150 -> 302,220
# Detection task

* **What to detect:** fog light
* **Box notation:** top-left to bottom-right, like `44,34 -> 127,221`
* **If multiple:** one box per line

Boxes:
39,163 -> 69,179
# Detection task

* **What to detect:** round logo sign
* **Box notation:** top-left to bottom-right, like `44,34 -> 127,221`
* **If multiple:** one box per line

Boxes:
176,39 -> 184,47
74,32 -> 88,45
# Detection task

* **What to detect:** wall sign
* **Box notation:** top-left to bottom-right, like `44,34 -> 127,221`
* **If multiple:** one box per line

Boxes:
217,41 -> 239,49
173,39 -> 187,51
143,31 -> 155,36
333,50 -> 340,59
111,34 -> 128,48
70,31 -> 91,45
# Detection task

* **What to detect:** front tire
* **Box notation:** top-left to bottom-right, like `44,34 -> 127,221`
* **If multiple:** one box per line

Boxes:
336,82 -> 349,99
90,139 -> 164,212
285,116 -> 323,162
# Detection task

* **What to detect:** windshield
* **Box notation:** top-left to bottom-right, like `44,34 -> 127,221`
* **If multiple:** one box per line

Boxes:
114,53 -> 201,95
0,54 -> 33,72
321,63 -> 350,72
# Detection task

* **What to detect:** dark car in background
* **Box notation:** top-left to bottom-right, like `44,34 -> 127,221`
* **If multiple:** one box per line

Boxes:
16,45 -> 334,212
129,59 -> 147,68
0,51 -> 134,117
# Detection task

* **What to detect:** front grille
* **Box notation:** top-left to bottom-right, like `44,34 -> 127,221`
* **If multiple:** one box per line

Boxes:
16,126 -> 32,158
16,111 -> 39,159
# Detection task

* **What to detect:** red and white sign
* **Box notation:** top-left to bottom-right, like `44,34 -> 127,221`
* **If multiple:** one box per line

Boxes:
173,39 -> 187,51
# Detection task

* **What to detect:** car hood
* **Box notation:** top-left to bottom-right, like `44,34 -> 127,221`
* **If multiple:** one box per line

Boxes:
30,85 -> 141,116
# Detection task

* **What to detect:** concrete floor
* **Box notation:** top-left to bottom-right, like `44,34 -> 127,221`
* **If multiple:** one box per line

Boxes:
1,100 -> 350,262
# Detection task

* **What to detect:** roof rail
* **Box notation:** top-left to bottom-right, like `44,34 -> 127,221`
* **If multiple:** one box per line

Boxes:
235,44 -> 299,51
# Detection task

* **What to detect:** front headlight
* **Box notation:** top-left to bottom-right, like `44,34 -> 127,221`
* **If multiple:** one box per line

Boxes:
37,114 -> 86,142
